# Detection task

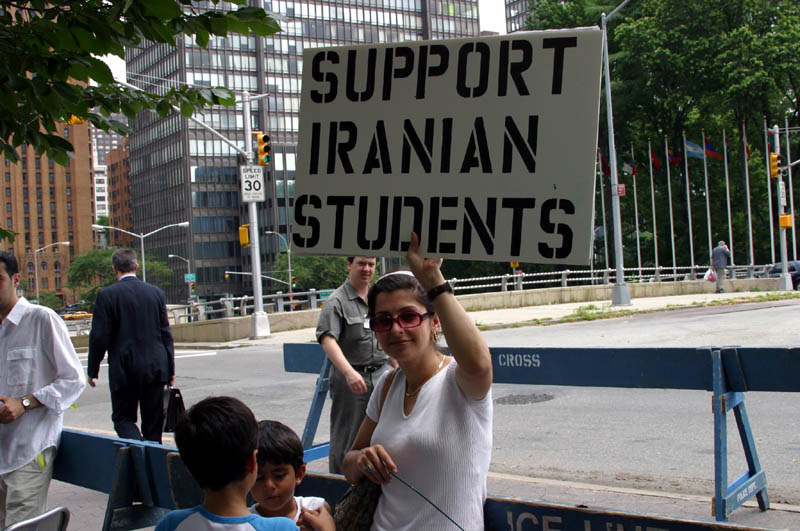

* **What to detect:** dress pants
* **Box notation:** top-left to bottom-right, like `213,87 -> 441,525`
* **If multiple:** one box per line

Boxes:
110,381 -> 166,443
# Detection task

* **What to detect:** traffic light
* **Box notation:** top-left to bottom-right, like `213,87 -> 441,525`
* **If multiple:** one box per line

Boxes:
238,224 -> 250,247
256,133 -> 271,166
291,275 -> 297,288
224,273 -> 230,280
769,152 -> 779,178
189,282 -> 196,295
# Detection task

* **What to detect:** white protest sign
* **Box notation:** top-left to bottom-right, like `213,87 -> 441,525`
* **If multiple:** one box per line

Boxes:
293,29 -> 603,264
240,165 -> 265,202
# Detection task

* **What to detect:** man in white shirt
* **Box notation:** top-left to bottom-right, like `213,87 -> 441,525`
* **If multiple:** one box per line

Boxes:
0,251 -> 86,527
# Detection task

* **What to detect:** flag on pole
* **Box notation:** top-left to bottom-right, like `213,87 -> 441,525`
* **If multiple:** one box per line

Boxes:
668,148 -> 682,166
650,148 -> 661,170
622,162 -> 633,174
685,140 -> 705,159
704,140 -> 722,160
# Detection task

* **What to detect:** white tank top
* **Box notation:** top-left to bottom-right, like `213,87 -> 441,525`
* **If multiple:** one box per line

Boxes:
365,359 -> 493,531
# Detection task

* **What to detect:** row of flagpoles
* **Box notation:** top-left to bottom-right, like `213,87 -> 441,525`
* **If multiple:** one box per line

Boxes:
596,118 -> 797,278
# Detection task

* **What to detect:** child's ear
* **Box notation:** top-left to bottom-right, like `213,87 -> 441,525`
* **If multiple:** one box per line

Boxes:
247,449 -> 258,474
295,463 -> 307,485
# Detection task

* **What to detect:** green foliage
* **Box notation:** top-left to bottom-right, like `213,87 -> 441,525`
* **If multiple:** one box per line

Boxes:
527,0 -> 800,269
0,0 -> 281,165
0,227 -> 15,243
66,247 -> 173,306
272,254 -> 350,292
36,290 -> 63,309
95,215 -> 109,226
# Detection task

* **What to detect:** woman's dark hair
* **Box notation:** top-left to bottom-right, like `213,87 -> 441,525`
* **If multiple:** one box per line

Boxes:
175,396 -> 258,491
367,272 -> 433,318
256,420 -> 304,472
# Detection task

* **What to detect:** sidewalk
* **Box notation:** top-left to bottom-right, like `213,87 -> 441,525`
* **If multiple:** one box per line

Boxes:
49,290 -> 800,530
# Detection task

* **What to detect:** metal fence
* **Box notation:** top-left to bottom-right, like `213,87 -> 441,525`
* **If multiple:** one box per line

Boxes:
66,263 -> 776,331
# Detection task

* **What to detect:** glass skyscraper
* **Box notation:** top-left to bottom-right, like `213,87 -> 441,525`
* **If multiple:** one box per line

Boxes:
126,0 -> 480,303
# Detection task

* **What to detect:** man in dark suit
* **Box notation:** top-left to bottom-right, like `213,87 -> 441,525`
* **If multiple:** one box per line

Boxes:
88,248 -> 175,442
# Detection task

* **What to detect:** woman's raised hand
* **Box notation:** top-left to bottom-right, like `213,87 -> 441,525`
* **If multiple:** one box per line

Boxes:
406,232 -> 445,292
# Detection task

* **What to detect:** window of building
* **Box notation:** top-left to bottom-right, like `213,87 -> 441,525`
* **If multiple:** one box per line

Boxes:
37,217 -> 43,229
41,277 -> 48,289
24,217 -> 29,229
49,188 -> 54,200
37,202 -> 42,213
41,261 -> 47,271
67,201 -> 72,211
68,215 -> 73,226
24,233 -> 30,244
50,203 -> 55,213
6,203 -> 11,212
38,232 -> 44,244
23,202 -> 28,214
51,231 -> 57,242
35,172 -> 41,184
6,217 -> 12,228
55,276 -> 61,288
65,172 -> 71,182
49,172 -> 54,184
27,261 -> 33,273
36,187 -> 42,199
23,188 -> 28,200
4,187 -> 9,197
54,261 -> 61,272
66,187 -> 71,197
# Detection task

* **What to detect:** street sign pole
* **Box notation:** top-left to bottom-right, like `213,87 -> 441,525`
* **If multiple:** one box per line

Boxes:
242,91 -> 270,338
773,125 -> 792,291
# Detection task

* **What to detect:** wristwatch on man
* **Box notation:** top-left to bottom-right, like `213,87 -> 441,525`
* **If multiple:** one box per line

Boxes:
21,396 -> 33,411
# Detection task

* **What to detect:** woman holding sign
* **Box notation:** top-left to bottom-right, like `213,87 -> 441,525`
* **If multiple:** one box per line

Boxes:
341,233 -> 493,530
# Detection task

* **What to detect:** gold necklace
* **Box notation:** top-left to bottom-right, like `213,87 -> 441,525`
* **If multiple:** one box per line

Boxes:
405,354 -> 445,397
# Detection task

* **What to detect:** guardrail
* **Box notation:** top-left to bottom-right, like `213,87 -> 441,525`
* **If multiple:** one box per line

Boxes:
71,263 -> 779,331
284,342 -> 800,523
450,264 -> 771,294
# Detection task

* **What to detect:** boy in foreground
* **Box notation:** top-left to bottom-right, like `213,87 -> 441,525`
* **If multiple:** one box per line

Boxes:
250,421 -> 331,528
155,397 -> 333,531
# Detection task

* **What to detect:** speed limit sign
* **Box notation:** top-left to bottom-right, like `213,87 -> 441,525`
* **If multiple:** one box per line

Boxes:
240,165 -> 265,202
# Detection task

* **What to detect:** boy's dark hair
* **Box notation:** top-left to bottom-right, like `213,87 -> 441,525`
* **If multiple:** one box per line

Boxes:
256,420 -> 304,472
0,251 -> 19,277
175,396 -> 258,491
111,248 -> 138,273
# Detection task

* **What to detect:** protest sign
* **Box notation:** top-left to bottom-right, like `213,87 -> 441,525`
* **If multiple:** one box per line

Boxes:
293,28 -> 603,264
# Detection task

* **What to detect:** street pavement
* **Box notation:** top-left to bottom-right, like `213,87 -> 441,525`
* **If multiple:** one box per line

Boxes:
49,290 -> 800,530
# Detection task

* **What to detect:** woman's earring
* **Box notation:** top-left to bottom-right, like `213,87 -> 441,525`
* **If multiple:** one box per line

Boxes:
432,329 -> 439,344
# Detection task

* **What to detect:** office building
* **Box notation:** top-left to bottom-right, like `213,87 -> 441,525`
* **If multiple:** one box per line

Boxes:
505,0 -> 530,33
126,0 -> 481,303
1,121 -> 95,305
107,139 -> 135,248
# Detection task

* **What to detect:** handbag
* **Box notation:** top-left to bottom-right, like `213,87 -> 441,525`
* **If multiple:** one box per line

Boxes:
333,369 -> 397,530
163,386 -> 186,433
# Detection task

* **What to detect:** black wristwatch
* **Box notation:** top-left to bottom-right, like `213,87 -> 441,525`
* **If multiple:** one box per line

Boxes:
427,281 -> 453,301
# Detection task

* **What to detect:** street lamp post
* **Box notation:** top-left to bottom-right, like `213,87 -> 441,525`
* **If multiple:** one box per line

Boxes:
168,254 -> 192,301
91,222 -> 189,283
601,1 -> 633,306
34,241 -> 70,304
264,230 -> 292,293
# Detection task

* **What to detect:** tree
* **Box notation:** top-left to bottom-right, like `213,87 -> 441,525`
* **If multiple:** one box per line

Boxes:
67,247 -> 173,306
37,290 -> 63,309
0,0 -> 281,166
272,254 -> 350,293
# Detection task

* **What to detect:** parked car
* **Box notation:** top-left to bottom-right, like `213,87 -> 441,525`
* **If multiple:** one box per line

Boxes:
765,260 -> 800,289
63,311 -> 93,321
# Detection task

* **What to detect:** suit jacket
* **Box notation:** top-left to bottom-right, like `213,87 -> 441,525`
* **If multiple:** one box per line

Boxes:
88,276 -> 175,391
